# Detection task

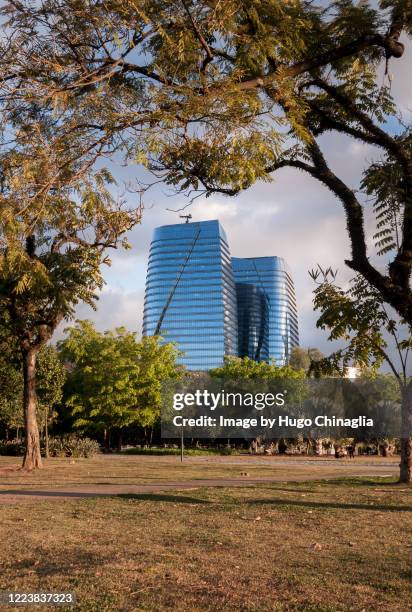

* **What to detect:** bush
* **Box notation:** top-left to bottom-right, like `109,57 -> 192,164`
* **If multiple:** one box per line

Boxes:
122,446 -> 238,456
0,440 -> 25,456
219,447 -> 235,455
48,435 -> 101,458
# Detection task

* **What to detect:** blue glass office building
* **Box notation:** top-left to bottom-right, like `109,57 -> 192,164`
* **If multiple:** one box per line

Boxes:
232,257 -> 299,365
142,220 -> 238,370
143,221 -> 299,369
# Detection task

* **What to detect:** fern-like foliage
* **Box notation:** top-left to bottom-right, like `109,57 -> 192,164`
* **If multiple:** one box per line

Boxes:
361,130 -> 412,256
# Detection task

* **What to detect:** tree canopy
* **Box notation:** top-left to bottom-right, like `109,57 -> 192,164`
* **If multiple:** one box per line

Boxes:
289,347 -> 324,374
59,321 -> 182,442
0,44 -> 142,468
3,0 -> 411,322
210,355 -> 305,380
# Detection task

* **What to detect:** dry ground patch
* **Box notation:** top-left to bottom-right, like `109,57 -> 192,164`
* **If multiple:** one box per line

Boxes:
0,472 -> 411,611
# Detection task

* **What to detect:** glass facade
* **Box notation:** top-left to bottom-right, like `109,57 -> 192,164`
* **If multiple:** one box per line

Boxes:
143,221 -> 299,370
232,257 -> 299,365
235,283 -> 269,362
142,220 -> 238,370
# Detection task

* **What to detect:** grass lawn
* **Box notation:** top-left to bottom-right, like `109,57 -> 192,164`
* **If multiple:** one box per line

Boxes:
0,456 -> 411,611
0,453 -> 400,490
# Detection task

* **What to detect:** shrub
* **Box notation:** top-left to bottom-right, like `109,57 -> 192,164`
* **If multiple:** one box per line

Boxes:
122,446 -> 238,456
48,435 -> 101,458
219,447 -> 234,455
0,440 -> 25,456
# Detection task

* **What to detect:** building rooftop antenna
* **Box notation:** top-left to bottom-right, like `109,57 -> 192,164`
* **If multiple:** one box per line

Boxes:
179,214 -> 192,224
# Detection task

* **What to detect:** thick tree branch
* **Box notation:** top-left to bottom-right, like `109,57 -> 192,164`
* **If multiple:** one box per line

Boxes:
306,99 -> 383,146
313,77 -> 412,290
303,138 -> 412,321
236,32 -> 405,92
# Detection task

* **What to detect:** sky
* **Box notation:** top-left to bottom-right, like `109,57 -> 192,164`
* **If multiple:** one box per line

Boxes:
58,39 -> 412,365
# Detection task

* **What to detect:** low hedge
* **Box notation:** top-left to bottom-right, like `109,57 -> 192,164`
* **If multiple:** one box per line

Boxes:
48,435 -> 101,458
122,446 -> 238,456
0,440 -> 25,456
0,436 -> 101,458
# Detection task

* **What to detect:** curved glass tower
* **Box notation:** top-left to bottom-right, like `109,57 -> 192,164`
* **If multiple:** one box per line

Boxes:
143,220 -> 238,370
143,221 -> 299,370
232,257 -> 299,365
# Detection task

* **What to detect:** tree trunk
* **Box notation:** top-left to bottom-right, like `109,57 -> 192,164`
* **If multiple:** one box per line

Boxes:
45,409 -> 49,459
400,384 -> 412,483
21,348 -> 42,471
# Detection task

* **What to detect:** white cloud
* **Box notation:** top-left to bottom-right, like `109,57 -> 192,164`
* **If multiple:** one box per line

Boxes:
195,198 -> 240,221
56,287 -> 145,340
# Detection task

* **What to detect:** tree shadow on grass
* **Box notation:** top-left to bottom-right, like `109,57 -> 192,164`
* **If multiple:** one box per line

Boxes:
258,486 -> 323,494
0,489 -> 107,498
320,477 -> 404,488
0,490 -> 209,503
245,498 -> 412,512
118,493 -> 209,504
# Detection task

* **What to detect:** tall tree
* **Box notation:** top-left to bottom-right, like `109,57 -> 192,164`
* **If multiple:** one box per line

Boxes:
0,113 -> 141,470
310,268 -> 412,481
146,2 -> 412,328
141,2 -> 412,481
132,334 -> 184,433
